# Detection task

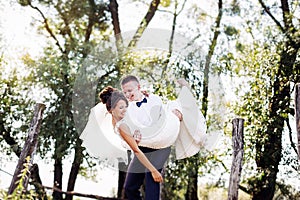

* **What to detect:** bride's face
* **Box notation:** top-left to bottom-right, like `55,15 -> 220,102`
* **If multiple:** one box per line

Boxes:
112,99 -> 128,120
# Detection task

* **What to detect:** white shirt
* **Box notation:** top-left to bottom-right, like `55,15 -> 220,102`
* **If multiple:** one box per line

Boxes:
124,93 -> 181,149
126,94 -> 163,127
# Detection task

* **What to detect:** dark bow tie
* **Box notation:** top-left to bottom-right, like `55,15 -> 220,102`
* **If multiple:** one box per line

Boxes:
136,97 -> 147,107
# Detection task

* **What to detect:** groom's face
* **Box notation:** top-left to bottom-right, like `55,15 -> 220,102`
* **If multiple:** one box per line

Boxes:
121,81 -> 141,102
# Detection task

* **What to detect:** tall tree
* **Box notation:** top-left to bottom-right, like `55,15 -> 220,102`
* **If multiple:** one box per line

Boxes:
17,0 -> 117,199
231,0 -> 300,198
184,1 -> 223,199
251,0 -> 300,198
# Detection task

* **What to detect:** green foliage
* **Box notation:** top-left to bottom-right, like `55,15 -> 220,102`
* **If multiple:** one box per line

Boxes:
18,0 -> 30,7
160,0 -> 171,7
162,150 -> 225,199
224,25 -> 239,37
133,0 -> 171,8
119,49 -> 204,100
229,0 -> 241,16
198,185 -> 251,199
8,1 -> 117,197
231,43 -> 278,155
274,181 -> 300,199
135,50 -> 203,104
16,0 -> 114,160
0,61 -> 35,155
162,155 -> 189,199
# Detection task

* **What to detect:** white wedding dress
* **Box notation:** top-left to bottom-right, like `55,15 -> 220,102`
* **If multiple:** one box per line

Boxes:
80,86 -> 210,163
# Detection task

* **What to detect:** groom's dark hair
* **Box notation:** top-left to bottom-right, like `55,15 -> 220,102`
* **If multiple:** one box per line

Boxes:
120,75 -> 139,85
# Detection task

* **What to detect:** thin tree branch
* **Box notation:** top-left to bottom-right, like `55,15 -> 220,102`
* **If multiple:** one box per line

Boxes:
55,0 -> 74,43
161,0 -> 188,79
202,0 -> 223,117
238,184 -> 251,195
36,183 -> 124,200
109,0 -> 124,54
28,2 -> 65,53
285,118 -> 299,157
280,0 -> 292,30
86,0 -> 97,43
258,0 -> 285,32
160,0 -> 179,78
127,0 -> 161,49
259,0 -> 299,47
216,157 -> 229,172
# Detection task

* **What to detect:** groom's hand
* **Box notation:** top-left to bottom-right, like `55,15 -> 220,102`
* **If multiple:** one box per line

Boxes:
172,109 -> 183,121
133,129 -> 142,144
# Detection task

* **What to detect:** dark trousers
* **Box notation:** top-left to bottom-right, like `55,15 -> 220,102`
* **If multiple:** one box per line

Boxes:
124,146 -> 171,200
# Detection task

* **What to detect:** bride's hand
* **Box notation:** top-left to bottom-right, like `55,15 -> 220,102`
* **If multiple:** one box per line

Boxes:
151,170 -> 163,182
172,109 -> 183,121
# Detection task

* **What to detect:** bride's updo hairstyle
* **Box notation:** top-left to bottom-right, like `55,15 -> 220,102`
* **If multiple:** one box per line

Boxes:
99,86 -> 128,112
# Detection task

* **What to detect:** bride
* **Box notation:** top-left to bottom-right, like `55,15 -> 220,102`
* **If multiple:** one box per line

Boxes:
80,79 -> 208,164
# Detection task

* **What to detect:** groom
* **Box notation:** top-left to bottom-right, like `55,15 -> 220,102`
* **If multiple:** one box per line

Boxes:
120,75 -> 183,200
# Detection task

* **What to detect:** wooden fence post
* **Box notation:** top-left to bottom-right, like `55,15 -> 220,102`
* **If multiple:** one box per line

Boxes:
228,118 -> 245,200
8,103 -> 46,194
295,83 -> 300,163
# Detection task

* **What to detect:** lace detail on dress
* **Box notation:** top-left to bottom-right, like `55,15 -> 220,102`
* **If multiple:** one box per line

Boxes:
114,119 -> 131,150
114,119 -> 125,135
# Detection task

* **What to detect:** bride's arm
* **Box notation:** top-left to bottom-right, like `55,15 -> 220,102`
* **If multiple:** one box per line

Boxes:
118,123 -> 163,183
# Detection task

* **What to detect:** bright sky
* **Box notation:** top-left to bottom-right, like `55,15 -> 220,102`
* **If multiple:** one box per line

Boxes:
0,2 -> 44,58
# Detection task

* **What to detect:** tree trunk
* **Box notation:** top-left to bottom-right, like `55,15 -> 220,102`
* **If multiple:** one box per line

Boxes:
253,1 -> 300,198
228,118 -> 244,200
109,0 -> 123,53
53,155 -> 63,200
1,104 -> 47,198
252,42 -> 298,200
8,103 -> 46,194
202,0 -> 223,117
185,1 -> 223,199
30,163 -> 48,200
127,0 -> 161,49
65,139 -> 84,200
295,83 -> 300,163
184,158 -> 198,200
